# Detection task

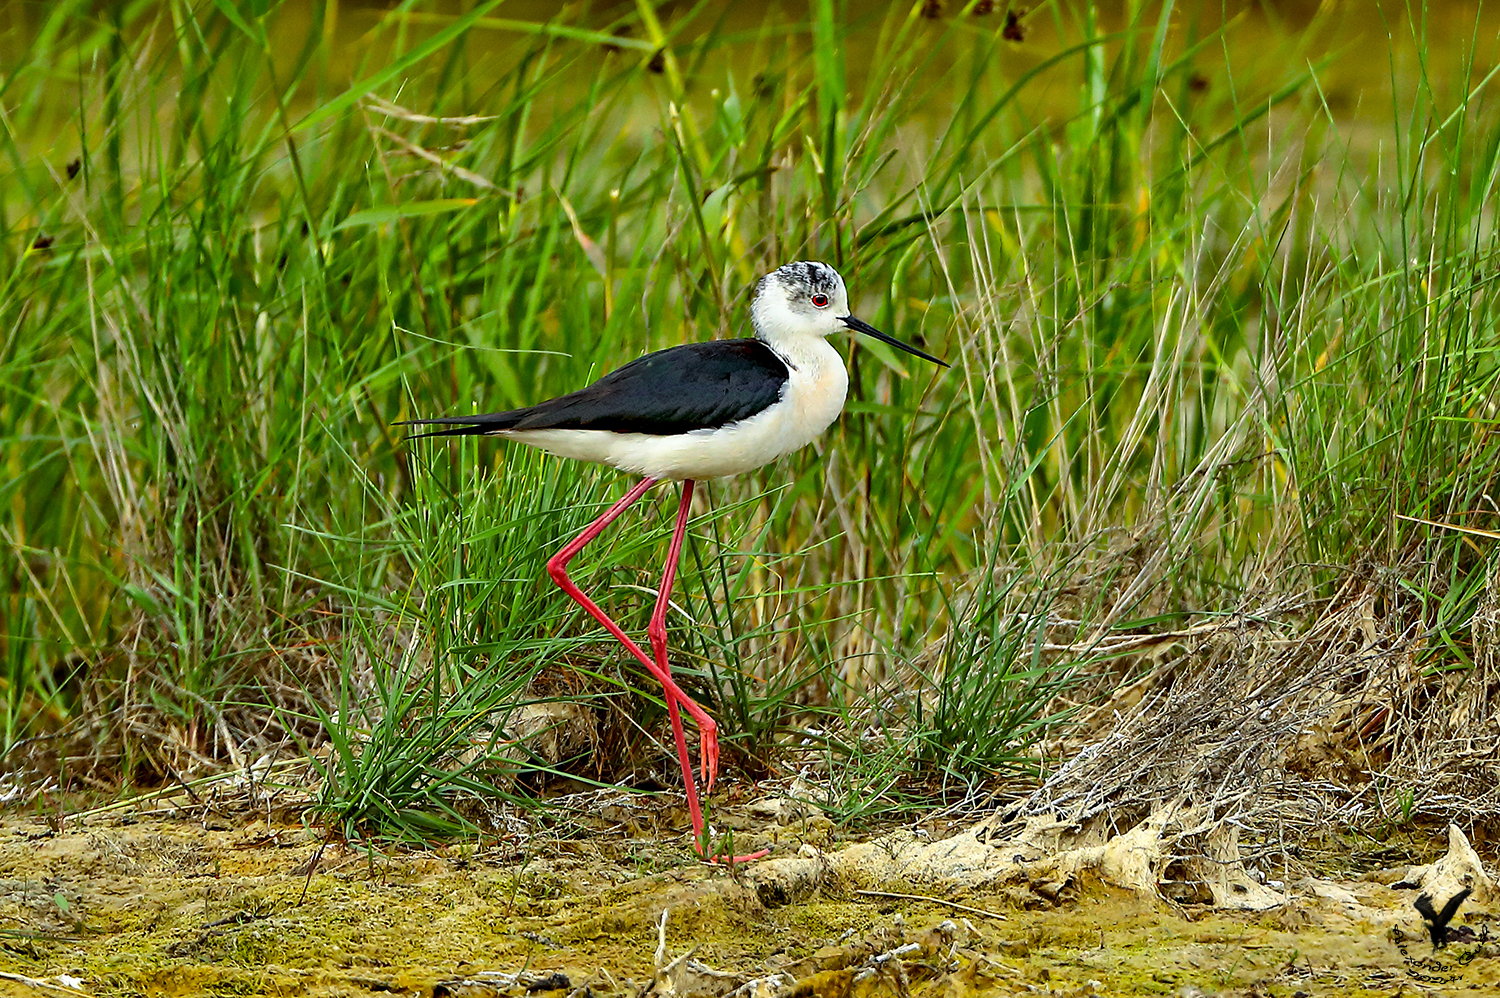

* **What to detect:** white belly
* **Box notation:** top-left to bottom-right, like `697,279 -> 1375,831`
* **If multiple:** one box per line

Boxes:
505,339 -> 848,480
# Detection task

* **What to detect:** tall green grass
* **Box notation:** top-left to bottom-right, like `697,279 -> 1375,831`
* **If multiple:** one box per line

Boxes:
1,0 -> 1497,833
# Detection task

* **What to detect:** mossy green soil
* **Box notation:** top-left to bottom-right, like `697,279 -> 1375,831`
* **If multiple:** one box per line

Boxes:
1,809 -> 1495,997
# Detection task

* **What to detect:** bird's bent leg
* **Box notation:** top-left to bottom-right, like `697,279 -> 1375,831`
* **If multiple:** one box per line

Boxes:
547,477 -> 659,566
546,479 -> 723,744
545,476 -> 722,844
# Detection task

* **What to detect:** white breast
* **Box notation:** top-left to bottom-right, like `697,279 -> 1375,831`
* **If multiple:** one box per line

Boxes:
505,338 -> 849,481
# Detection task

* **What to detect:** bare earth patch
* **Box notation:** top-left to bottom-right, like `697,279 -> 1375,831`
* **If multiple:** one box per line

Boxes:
2,800 -> 1497,998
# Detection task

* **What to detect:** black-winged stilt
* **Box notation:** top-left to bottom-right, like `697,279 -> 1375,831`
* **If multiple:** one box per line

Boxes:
403,261 -> 946,862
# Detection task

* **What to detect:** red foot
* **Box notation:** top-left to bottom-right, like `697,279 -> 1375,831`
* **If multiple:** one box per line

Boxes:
698,843 -> 772,866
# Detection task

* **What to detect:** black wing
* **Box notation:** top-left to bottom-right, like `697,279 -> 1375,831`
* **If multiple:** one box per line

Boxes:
1415,893 -> 1439,923
401,339 -> 789,439
1436,887 -> 1472,926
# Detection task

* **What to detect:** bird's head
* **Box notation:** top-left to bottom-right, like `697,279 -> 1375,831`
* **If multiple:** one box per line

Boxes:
751,261 -> 849,339
751,260 -> 947,367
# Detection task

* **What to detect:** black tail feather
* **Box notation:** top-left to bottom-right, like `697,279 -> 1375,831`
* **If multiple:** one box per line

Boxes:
395,411 -> 525,440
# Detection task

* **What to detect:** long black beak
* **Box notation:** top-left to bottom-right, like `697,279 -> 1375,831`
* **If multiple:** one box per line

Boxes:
840,315 -> 948,368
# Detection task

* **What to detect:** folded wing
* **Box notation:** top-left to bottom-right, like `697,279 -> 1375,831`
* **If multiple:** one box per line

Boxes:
401,339 -> 790,438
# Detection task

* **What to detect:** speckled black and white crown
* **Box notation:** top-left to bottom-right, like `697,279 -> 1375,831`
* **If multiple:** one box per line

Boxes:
756,261 -> 843,302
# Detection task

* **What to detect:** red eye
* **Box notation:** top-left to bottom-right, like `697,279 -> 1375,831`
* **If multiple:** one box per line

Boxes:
811,293 -> 829,308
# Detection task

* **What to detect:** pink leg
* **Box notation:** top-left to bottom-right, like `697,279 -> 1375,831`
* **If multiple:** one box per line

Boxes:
649,481 -> 768,866
649,480 -> 711,832
547,478 -> 762,865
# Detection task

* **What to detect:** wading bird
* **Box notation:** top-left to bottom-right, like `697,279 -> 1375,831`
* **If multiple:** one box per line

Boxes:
403,261 -> 946,862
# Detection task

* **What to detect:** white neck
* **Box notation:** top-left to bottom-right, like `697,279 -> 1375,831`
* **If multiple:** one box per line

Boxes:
761,330 -> 841,378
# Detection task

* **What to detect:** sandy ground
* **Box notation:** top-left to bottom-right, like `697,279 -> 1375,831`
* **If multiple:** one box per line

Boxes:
1,804 -> 1497,998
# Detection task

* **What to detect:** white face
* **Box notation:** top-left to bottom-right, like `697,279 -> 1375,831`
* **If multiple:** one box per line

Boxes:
751,261 -> 850,339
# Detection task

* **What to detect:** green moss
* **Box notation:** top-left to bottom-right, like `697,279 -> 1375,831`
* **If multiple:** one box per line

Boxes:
4,813 -> 1495,996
